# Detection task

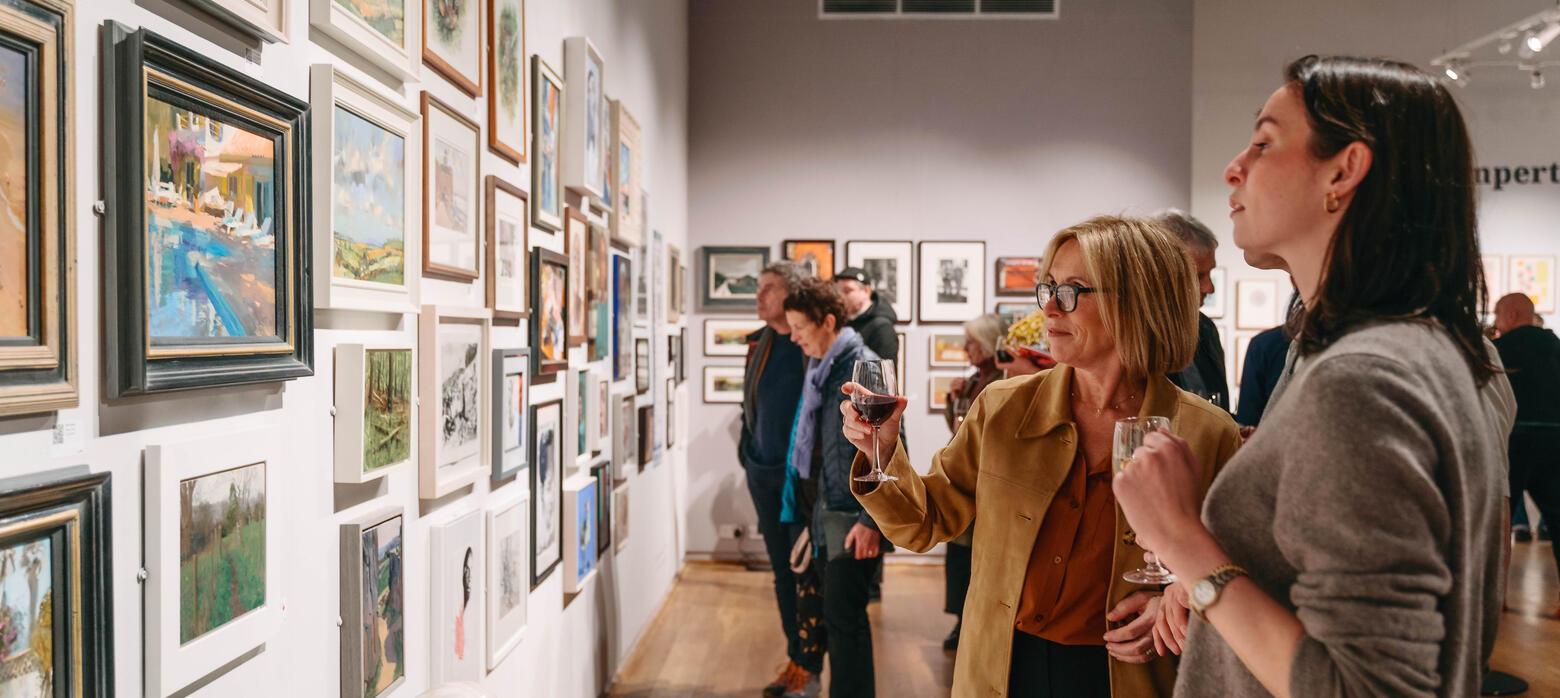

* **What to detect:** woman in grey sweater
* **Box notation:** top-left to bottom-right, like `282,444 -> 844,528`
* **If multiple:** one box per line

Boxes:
1114,55 -> 1512,698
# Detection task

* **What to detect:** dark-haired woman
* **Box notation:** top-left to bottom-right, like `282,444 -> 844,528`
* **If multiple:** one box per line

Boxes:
1115,55 -> 1515,698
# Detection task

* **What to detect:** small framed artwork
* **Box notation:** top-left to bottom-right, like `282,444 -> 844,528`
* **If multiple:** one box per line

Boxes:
609,100 -> 643,245
485,487 -> 528,669
312,65 -> 422,314
586,369 -> 605,456
422,91 -> 482,281
191,0 -> 286,42
928,374 -> 960,412
637,404 -> 654,469
1482,255 -> 1505,310
1510,255 -> 1557,314
1235,279 -> 1281,330
996,302 -> 1038,326
531,399 -> 565,587
430,509 -> 484,683
1234,333 -> 1255,387
563,473 -> 599,593
666,377 -> 677,447
845,240 -> 913,322
676,327 -> 688,383
633,243 -> 650,326
486,0 -> 525,163
422,0 -> 482,95
611,389 -> 636,482
1203,267 -> 1227,319
531,55 -> 565,231
613,253 -> 633,381
564,37 -> 607,204
484,176 -> 529,318
783,239 -> 836,280
531,248 -> 570,377
588,222 -> 612,362
635,338 -> 650,394
570,368 -> 591,467
565,208 -> 589,346
145,428 -> 283,697
334,344 -> 415,484
339,507 -> 406,698
918,241 -> 986,323
651,231 -> 666,328
703,366 -> 744,404
929,333 -> 968,367
896,331 -> 907,390
701,246 -> 770,309
590,463 -> 612,556
311,0 -> 420,80
491,348 -> 530,481
994,256 -> 1040,297
668,244 -> 683,323
613,482 -> 631,552
418,305 -> 491,499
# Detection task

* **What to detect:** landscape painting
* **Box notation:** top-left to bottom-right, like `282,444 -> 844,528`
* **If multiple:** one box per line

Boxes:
335,0 -> 404,46
995,256 -> 1040,296
358,515 -> 404,698
0,44 -> 28,338
363,349 -> 412,473
439,323 -> 482,469
332,106 -> 406,287
702,247 -> 769,307
179,461 -> 266,644
0,538 -> 54,695
144,95 -> 280,344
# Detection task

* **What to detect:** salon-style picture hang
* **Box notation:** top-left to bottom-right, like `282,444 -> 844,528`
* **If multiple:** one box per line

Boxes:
102,22 -> 313,398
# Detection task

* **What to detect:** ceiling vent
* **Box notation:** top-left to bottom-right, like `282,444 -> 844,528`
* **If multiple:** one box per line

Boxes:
821,0 -> 1058,19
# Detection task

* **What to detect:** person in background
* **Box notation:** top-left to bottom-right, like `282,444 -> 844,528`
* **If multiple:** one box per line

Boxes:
834,267 -> 900,362
783,278 -> 891,698
1233,292 -> 1300,429
1492,291 -> 1560,615
737,261 -> 821,698
1157,209 -> 1230,411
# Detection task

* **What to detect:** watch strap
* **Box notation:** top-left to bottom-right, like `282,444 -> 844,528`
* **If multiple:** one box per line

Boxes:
1191,563 -> 1249,619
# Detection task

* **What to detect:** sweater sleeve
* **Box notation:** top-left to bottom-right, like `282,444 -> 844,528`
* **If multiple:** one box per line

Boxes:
1273,354 -> 1454,698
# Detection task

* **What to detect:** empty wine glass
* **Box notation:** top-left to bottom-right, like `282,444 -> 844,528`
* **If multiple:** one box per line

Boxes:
1114,415 -> 1176,585
852,359 -> 899,483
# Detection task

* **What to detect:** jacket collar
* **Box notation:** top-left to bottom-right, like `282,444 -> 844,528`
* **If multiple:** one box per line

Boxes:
1017,365 -> 1182,439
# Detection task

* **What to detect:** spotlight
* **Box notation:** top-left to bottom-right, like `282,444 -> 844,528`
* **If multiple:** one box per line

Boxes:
1445,65 -> 1461,81
1534,70 -> 1546,89
1527,23 -> 1560,53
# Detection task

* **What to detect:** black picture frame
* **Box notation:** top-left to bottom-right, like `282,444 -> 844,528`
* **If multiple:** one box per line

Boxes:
589,462 -> 611,557
530,398 -> 564,589
530,248 -> 570,379
101,22 -> 312,397
698,246 -> 770,309
636,404 -> 653,470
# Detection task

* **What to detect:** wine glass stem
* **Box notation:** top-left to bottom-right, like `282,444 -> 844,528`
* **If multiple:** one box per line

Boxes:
872,425 -> 881,475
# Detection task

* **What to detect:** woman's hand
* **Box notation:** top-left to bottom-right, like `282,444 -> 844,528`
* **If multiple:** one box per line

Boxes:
844,523 -> 881,560
1153,581 -> 1192,656
1103,591 -> 1161,664
839,382 -> 906,466
1113,429 -> 1209,559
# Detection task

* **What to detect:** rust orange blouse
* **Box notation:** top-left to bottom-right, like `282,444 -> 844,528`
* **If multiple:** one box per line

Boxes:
1012,450 -> 1117,646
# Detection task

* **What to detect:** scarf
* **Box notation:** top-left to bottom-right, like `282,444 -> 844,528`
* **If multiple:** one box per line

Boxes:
788,327 -> 860,480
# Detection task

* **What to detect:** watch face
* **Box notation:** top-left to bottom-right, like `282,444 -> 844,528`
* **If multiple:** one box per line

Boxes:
1193,580 -> 1218,607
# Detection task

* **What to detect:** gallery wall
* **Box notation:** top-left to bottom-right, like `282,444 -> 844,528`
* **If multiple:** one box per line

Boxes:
1,0 -> 689,696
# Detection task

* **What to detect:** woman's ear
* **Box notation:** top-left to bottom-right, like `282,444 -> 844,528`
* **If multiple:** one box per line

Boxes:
1328,141 -> 1373,200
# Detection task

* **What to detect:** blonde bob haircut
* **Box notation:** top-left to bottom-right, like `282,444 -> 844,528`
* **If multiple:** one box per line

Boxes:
1037,215 -> 1200,379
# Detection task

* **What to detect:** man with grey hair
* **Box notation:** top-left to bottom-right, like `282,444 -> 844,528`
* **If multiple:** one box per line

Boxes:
1156,208 -> 1230,411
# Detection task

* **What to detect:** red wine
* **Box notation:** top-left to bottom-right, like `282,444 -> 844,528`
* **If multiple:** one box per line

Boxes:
854,395 -> 898,425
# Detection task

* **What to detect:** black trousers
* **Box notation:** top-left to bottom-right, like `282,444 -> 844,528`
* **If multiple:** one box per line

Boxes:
745,466 -> 822,672
1510,427 -> 1560,581
1007,631 -> 1110,698
816,552 -> 880,697
944,540 -> 972,616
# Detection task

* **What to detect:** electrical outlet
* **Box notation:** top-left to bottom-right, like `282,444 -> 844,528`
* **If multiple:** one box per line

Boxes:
718,524 -> 744,540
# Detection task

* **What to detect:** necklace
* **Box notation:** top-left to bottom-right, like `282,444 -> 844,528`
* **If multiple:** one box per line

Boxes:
1071,391 -> 1138,417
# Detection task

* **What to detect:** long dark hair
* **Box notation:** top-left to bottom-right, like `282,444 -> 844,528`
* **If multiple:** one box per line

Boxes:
1284,55 -> 1495,384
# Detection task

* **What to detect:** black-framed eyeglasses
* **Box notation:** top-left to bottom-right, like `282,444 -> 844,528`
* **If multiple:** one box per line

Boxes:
1035,282 -> 1097,313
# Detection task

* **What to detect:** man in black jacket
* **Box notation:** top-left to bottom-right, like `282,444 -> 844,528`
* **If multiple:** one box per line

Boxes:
1156,209 -> 1230,411
1494,291 -> 1560,616
834,267 -> 900,362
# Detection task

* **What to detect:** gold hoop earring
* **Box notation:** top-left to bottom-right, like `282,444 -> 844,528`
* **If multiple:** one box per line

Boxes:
1324,192 -> 1340,213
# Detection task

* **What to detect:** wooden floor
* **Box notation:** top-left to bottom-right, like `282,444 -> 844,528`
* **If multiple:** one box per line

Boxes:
613,544 -> 1560,697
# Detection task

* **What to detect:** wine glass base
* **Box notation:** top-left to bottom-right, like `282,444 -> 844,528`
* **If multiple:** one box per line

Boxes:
853,472 -> 899,483
1123,569 -> 1177,585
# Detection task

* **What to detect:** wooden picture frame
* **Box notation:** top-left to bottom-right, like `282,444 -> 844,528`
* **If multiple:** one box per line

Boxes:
339,506 -> 406,698
190,0 -> 287,43
530,398 -> 564,588
565,207 -> 589,346
562,473 -> 598,593
782,239 -> 836,280
928,373 -> 960,412
699,246 -> 770,309
422,0 -> 481,96
587,221 -> 611,361
312,0 -> 420,80
421,91 -> 482,281
994,256 -> 1040,297
608,99 -> 642,245
844,240 -> 913,322
102,22 -> 312,398
917,241 -> 986,323
486,0 -> 525,163
563,37 -> 607,204
334,343 -> 415,485
491,347 -> 530,481
484,486 -> 528,669
610,388 -> 635,482
531,55 -> 564,231
530,248 -> 569,377
484,176 -> 529,318
417,305 -> 491,498
667,244 -> 683,323
703,365 -> 743,404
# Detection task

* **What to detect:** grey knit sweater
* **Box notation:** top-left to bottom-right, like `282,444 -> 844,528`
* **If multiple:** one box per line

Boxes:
1175,322 -> 1514,698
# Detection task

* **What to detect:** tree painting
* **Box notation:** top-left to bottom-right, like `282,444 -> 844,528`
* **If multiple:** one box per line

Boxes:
360,516 -> 403,697
363,349 -> 412,472
179,462 -> 266,644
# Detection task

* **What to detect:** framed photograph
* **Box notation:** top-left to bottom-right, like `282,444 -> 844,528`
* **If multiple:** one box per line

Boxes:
422,0 -> 481,95
311,0 -> 420,80
191,0 -> 286,42
334,344 -> 415,484
570,368 -> 590,466
609,100 -> 643,245
1510,255 -> 1557,314
562,474 -> 598,593
613,482 -> 631,552
103,23 -> 312,398
1234,333 -> 1254,387
613,253 -> 633,381
918,241 -> 986,323
563,37 -> 607,203
588,222 -> 612,361
703,365 -> 744,404
531,55 -> 564,231
590,463 -> 612,556
486,0 -> 525,162
596,370 -> 611,453
995,256 -> 1040,297
0,0 -> 74,415
484,176 -> 529,317
586,369 -> 605,456
783,239 -> 836,280
145,428 -> 282,697
312,65 -> 421,314
611,389 -> 636,481
531,248 -> 569,377
666,377 -> 677,447
339,507 -> 406,698
637,404 -> 654,469
530,399 -> 564,587
484,487 -> 527,669
418,305 -> 491,499
565,208 -> 589,345
844,240 -> 912,322
928,374 -> 960,412
1203,267 -> 1227,319
700,246 -> 770,309
421,92 -> 481,281
1482,255 -> 1505,310
429,509 -> 483,683
668,244 -> 684,323
0,469 -> 112,697
895,332 -> 906,389
491,347 -> 530,481
634,338 -> 650,394
704,319 -> 760,356
930,333 -> 967,367
1235,279 -> 1281,330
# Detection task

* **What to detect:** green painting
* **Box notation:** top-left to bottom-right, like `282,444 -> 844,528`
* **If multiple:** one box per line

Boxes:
332,106 -> 406,286
334,0 -> 405,46
360,516 -> 403,697
496,0 -> 520,120
363,349 -> 412,472
179,462 -> 266,644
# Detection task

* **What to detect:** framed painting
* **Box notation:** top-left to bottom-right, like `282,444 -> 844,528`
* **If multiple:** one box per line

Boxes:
585,369 -> 604,456
484,487 -> 527,669
612,253 -> 632,381
563,37 -> 607,204
610,389 -> 635,482
595,369 -> 610,454
429,508 -> 483,684
490,347 -> 529,481
590,462 -> 611,556
338,507 -> 405,698
1510,255 -> 1557,314
422,0 -> 481,95
421,92 -> 481,281
484,176 -> 529,318
587,222 -> 611,361
666,376 -> 676,447
565,208 -> 589,346
1202,267 -> 1226,319
0,0 -> 74,415
895,331 -> 906,389
929,333 -> 967,368
612,483 -> 630,552
633,243 -> 650,326
700,246 -> 770,309
190,0 -> 286,43
417,305 -> 491,499
1235,279 -> 1281,330
783,239 -> 836,280
634,338 -> 649,395
668,244 -> 682,323
568,367 -> 590,467
530,248 -> 569,377
677,326 -> 688,383
996,302 -> 1037,326
918,241 -> 986,323
844,240 -> 912,322
666,333 -> 680,380
531,55 -> 564,231
928,374 -> 959,412
562,474 -> 598,593
636,404 -> 654,469
103,23 -> 312,398
312,65 -> 421,314
530,398 -> 564,587
703,319 -> 759,357
145,428 -> 283,697
703,365 -> 743,404
334,344 -> 414,484
486,0 -> 524,163
312,0 -> 419,80
609,100 -> 642,245
650,230 -> 664,329
994,256 -> 1039,297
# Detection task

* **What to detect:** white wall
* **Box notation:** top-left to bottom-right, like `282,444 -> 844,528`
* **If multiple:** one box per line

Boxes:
12,0 -> 688,695
685,0 -> 1195,557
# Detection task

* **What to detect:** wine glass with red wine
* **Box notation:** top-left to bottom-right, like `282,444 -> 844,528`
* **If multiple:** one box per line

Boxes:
852,359 -> 900,483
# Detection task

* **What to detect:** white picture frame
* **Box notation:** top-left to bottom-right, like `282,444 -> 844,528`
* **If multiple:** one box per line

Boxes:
563,473 -> 599,594
145,428 -> 284,697
585,369 -> 604,456
430,508 -> 484,684
569,367 -> 592,468
563,37 -> 607,204
1509,255 -> 1557,315
609,99 -> 643,245
485,486 -> 528,670
531,55 -> 565,232
419,305 -> 492,498
845,240 -> 913,321
334,343 -> 415,484
1235,279 -> 1281,330
338,506 -> 406,698
928,333 -> 967,368
703,365 -> 744,404
1202,267 -> 1226,319
192,0 -> 287,43
917,241 -> 986,323
491,347 -> 530,481
610,388 -> 636,482
703,318 -> 762,356
612,482 -> 630,552
310,0 -> 420,80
